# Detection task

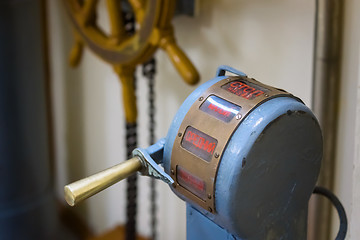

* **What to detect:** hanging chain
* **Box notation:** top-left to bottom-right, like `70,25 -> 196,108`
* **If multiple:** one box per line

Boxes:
123,11 -> 137,240
125,122 -> 137,240
142,58 -> 157,240
142,59 -> 156,147
123,9 -> 157,240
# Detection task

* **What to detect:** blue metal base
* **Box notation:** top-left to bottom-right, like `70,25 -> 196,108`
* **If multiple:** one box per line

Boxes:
187,204 -> 239,240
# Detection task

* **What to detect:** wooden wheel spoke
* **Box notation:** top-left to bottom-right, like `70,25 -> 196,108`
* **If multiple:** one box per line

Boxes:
81,0 -> 98,26
106,0 -> 125,43
128,0 -> 145,23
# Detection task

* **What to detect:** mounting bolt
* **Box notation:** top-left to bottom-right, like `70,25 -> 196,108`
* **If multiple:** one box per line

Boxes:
214,153 -> 220,158
236,114 -> 242,120
207,194 -> 212,199
178,132 -> 182,137
199,96 -> 204,101
242,159 -> 247,168
208,207 -> 213,212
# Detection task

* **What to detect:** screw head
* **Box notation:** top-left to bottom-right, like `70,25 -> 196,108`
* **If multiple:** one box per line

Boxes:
236,114 -> 242,120
178,132 -> 182,137
264,94 -> 269,97
171,169 -> 175,175
242,159 -> 246,168
207,194 -> 212,199
208,207 -> 213,212
214,153 -> 219,158
199,97 -> 204,101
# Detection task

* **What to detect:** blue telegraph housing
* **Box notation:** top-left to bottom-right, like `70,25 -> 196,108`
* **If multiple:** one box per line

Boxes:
65,65 -> 323,240
160,65 -> 322,239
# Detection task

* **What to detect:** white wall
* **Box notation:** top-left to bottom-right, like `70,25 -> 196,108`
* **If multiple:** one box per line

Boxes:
48,0 -> 359,239
334,0 -> 360,239
351,49 -> 360,238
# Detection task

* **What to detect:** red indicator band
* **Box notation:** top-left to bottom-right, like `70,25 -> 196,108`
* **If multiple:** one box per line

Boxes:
200,95 -> 241,123
177,166 -> 206,200
222,80 -> 268,100
209,103 -> 230,116
181,126 -> 218,162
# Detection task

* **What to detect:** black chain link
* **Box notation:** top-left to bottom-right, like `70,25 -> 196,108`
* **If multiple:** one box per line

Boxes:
123,11 -> 137,240
125,122 -> 138,240
123,9 -> 158,240
142,58 -> 157,240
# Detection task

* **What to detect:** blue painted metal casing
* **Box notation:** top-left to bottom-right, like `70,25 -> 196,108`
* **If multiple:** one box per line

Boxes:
161,66 -> 322,239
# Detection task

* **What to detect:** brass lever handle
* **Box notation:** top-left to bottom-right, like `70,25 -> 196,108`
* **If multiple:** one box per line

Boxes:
64,157 -> 143,206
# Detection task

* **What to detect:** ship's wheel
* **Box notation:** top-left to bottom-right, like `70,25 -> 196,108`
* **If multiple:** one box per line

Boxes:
63,0 -> 199,122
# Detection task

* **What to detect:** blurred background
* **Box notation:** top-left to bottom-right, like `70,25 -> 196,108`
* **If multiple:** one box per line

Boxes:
1,0 -> 359,239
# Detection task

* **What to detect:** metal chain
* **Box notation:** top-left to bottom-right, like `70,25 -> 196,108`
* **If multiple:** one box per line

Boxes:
142,58 -> 156,144
123,9 -> 157,240
125,122 -> 138,240
142,58 -> 157,240
123,11 -> 137,240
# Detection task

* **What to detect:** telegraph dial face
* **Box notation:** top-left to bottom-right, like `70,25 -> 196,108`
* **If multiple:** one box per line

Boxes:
170,76 -> 297,213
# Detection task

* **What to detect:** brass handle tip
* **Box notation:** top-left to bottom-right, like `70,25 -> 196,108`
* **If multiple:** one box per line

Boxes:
64,186 -> 75,207
63,157 -> 143,206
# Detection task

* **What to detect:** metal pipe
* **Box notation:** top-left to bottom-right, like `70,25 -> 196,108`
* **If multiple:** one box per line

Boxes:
0,0 -> 62,238
308,0 -> 344,239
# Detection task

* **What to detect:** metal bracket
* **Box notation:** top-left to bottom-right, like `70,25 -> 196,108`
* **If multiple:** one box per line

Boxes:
132,138 -> 174,185
216,65 -> 247,77
175,0 -> 198,16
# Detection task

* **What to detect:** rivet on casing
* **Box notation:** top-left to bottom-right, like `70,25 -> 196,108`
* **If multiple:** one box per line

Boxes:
199,97 -> 204,101
208,207 -> 213,212
178,132 -> 182,137
236,114 -> 242,120
242,159 -> 247,168
171,169 -> 175,175
214,153 -> 220,158
208,194 -> 212,199
264,94 -> 269,97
